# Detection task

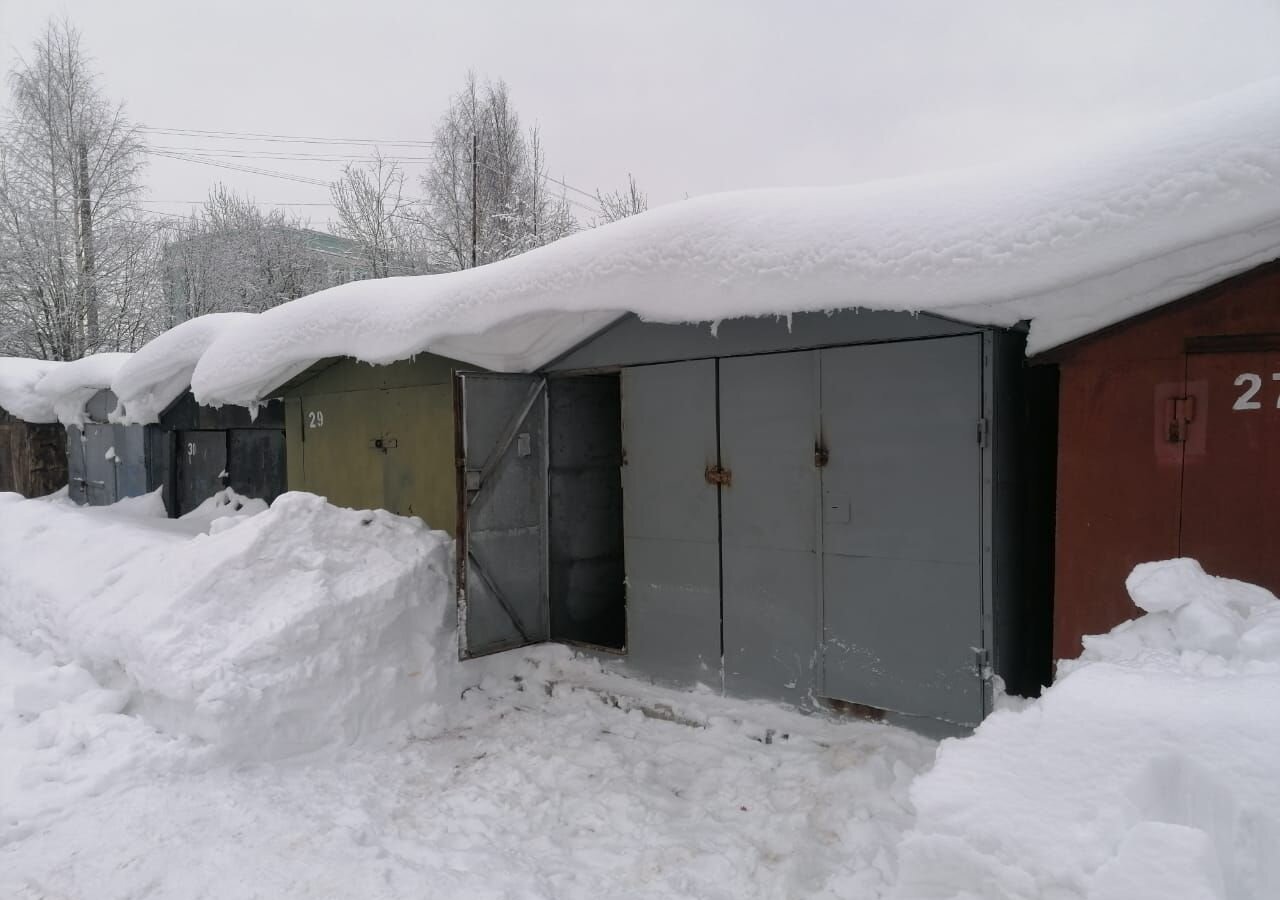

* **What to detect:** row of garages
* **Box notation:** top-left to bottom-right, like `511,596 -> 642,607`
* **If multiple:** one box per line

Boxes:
2,261 -> 1278,733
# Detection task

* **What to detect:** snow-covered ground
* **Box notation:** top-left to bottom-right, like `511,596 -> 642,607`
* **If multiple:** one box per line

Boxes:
0,492 -> 1275,899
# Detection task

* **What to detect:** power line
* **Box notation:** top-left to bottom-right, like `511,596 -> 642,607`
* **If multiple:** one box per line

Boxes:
471,156 -> 598,215
474,143 -> 599,203
148,145 -> 435,163
137,125 -> 435,148
136,198 -> 340,207
145,149 -> 333,187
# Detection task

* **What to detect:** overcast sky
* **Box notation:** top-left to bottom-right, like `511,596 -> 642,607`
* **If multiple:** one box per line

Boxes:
3,0 -> 1280,228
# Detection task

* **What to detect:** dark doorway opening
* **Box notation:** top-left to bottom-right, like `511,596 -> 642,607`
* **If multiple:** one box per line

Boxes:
547,374 -> 626,651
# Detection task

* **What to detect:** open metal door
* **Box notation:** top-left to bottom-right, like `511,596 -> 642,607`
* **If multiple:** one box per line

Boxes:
455,372 -> 550,658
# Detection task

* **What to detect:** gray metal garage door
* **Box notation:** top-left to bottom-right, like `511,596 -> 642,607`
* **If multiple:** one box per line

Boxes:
819,335 -> 985,725
620,361 -> 722,687
81,424 -> 117,506
456,373 -> 550,658
719,351 -> 821,704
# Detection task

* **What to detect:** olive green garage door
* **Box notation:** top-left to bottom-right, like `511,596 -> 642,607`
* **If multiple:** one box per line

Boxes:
284,357 -> 458,531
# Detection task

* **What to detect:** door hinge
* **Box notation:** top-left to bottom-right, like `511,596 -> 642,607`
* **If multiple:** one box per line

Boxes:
704,464 -> 732,487
974,646 -> 991,679
976,418 -> 989,448
814,441 -> 829,468
1166,395 -> 1196,443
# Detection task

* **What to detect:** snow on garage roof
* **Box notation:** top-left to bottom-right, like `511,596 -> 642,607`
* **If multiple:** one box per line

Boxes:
193,77 -> 1280,407
34,353 -> 132,426
0,358 -> 64,423
112,313 -> 257,424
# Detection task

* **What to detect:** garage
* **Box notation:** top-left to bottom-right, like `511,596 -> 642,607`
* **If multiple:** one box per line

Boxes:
455,308 -> 1056,731
1047,259 -> 1280,660
66,388 -> 149,506
146,390 -> 287,516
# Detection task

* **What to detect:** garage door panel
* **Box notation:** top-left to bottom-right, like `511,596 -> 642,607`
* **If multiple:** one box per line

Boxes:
384,383 -> 455,529
819,335 -> 985,724
1181,350 -> 1280,593
175,430 -> 227,515
824,555 -> 984,725
298,391 -> 384,510
719,351 -> 820,704
722,545 -> 820,703
624,536 -> 722,687
81,424 -> 117,506
621,361 -> 720,685
228,429 -> 286,506
820,338 -> 983,564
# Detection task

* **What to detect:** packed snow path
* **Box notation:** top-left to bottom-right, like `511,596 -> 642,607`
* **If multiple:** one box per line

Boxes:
0,636 -> 933,900
2,493 -> 1277,898
0,492 -> 934,899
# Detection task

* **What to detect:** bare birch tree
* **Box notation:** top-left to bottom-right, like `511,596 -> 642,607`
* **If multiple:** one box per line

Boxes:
594,173 -> 648,225
420,72 -> 575,270
329,151 -> 424,278
0,18 -> 160,359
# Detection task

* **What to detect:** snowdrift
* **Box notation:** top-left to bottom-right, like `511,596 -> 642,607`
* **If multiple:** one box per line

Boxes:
0,357 -> 63,423
111,312 -> 256,424
896,559 -> 1280,900
194,77 -> 1280,406
0,491 -> 456,760
32,352 -> 131,426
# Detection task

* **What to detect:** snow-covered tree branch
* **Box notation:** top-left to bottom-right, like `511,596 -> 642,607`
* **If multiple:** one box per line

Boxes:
0,18 -> 161,360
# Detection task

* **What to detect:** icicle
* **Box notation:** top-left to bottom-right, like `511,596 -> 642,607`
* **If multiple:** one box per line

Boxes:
249,400 -> 261,423
709,320 -> 721,338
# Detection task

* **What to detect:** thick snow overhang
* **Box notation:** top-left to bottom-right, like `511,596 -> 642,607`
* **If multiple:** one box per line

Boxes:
111,313 -> 257,425
0,358 -> 64,423
34,353 -> 133,427
192,76 -> 1280,407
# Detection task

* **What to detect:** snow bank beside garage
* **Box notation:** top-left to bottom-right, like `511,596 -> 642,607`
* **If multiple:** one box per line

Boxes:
0,357 -> 63,423
0,491 -> 457,760
895,559 -> 1280,900
32,352 -> 131,426
112,312 -> 256,424
194,77 -> 1280,406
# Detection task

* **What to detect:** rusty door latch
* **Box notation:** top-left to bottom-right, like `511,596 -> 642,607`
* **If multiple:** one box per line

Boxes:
704,464 -> 732,486
1166,396 -> 1196,443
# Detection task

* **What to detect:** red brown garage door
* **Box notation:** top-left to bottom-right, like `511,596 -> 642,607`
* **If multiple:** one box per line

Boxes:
1180,340 -> 1280,593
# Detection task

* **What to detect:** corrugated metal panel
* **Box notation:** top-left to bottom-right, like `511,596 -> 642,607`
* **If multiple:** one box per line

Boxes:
719,351 -> 821,704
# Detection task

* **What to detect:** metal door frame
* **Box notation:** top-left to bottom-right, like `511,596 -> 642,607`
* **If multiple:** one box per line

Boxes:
979,330 -> 995,720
